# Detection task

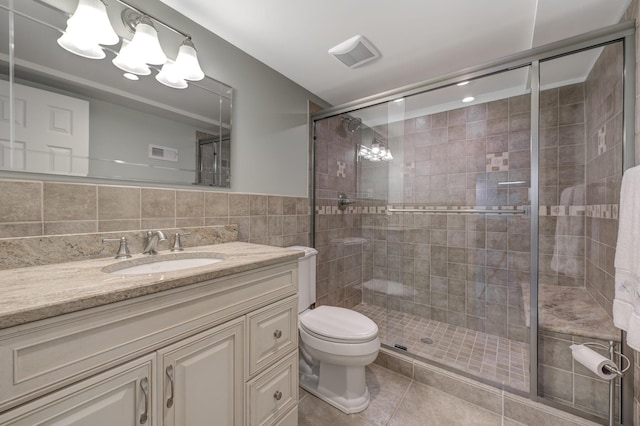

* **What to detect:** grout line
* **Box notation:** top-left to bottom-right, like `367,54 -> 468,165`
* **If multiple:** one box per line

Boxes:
384,377 -> 414,426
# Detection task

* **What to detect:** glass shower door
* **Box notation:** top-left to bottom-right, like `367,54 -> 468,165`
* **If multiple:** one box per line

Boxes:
356,66 -> 534,392
536,41 -> 625,423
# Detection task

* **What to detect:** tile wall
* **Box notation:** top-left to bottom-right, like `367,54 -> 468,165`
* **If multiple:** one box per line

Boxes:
313,116 -> 364,309
584,41 -> 624,317
0,178 -> 310,266
353,87 -> 586,343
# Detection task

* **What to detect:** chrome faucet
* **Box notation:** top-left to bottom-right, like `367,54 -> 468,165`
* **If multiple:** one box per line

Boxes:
143,230 -> 167,255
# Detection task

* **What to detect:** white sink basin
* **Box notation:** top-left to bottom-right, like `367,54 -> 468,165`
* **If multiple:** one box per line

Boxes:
104,255 -> 224,275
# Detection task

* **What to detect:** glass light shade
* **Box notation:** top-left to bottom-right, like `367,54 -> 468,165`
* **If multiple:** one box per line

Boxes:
174,39 -> 205,81
112,39 -> 151,75
156,61 -> 188,89
57,31 -> 105,59
128,17 -> 167,65
65,0 -> 118,45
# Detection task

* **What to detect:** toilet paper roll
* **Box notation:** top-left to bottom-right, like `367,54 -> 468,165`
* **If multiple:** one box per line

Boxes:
569,344 -> 617,380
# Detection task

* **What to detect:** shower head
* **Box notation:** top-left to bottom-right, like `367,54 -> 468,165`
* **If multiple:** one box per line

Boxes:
342,116 -> 362,132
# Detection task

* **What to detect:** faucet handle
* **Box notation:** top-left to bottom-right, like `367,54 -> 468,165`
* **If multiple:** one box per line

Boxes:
102,237 -> 132,259
171,232 -> 191,252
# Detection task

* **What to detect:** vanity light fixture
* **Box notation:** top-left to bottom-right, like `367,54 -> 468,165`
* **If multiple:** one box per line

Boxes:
57,0 -> 206,89
115,2 -> 206,86
57,0 -> 119,59
358,139 -> 393,162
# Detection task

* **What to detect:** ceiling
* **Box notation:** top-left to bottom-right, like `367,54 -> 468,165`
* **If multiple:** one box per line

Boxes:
159,0 -> 630,107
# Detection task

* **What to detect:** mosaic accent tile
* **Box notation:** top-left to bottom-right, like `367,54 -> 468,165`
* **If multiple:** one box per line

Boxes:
586,204 -> 619,219
486,152 -> 509,172
597,126 -> 606,155
337,160 -> 346,177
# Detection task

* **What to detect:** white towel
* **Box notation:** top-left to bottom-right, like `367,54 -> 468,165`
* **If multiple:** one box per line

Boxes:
614,165 -> 640,349
550,185 -> 584,276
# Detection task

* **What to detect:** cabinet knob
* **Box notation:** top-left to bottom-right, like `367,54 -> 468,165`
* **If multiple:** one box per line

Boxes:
273,329 -> 282,339
273,390 -> 283,401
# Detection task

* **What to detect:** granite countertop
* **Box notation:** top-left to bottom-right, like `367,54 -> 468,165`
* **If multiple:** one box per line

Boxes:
522,283 -> 620,342
0,242 -> 303,330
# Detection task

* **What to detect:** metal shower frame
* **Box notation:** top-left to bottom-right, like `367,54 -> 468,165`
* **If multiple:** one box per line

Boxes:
310,21 -> 636,424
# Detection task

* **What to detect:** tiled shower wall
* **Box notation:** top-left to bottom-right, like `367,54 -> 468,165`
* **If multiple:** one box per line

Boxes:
356,87 -> 586,342
584,41 -> 624,316
313,117 -> 364,309
0,179 -> 310,262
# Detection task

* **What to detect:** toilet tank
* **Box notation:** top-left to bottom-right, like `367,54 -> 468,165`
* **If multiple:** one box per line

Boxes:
287,246 -> 317,313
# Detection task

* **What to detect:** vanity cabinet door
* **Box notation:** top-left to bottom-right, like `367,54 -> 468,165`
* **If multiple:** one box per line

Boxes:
158,317 -> 244,426
0,354 -> 155,426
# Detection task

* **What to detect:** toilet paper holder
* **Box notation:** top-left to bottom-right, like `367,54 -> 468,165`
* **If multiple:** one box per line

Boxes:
572,341 -> 630,426
578,341 -> 630,377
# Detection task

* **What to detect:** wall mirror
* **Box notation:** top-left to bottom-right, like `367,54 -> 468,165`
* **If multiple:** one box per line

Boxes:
0,0 -> 232,187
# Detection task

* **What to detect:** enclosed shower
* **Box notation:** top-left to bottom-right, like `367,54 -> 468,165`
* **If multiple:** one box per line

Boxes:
311,22 -> 635,424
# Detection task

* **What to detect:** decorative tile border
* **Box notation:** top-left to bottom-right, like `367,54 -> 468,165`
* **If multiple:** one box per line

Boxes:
539,205 -> 586,217
314,203 -> 619,220
315,205 -> 386,215
586,204 -> 619,220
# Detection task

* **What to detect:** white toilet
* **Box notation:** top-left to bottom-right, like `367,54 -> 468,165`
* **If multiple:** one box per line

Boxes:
288,246 -> 380,414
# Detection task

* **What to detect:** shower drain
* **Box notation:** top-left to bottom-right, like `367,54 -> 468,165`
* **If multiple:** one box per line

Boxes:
421,337 -> 434,344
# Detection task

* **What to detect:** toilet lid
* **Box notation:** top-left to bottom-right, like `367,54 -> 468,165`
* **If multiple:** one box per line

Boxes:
299,306 -> 378,343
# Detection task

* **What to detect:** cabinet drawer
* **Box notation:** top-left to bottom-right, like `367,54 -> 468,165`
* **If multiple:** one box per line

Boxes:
0,354 -> 155,426
275,405 -> 297,426
247,296 -> 298,377
247,351 -> 298,426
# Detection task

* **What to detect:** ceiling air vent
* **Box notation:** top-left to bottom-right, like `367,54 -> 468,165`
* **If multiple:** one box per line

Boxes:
328,35 -> 380,68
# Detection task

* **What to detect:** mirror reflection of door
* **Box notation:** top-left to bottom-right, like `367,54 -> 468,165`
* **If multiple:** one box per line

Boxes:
196,131 -> 230,187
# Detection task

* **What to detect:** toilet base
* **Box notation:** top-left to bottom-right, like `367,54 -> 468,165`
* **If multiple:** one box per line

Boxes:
299,355 -> 371,414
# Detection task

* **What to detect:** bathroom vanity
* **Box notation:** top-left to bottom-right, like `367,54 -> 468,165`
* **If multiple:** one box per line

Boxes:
0,242 -> 301,426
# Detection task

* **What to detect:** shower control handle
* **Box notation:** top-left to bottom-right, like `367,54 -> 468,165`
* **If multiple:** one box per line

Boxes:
337,193 -> 354,211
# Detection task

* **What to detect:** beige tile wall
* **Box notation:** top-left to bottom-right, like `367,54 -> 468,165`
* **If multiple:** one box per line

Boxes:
0,178 -> 310,247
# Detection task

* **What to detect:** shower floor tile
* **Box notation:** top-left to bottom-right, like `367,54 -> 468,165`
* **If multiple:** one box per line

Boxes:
353,302 -> 530,392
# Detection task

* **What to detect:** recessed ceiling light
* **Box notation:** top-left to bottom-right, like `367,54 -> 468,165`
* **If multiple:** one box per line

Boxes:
123,72 -> 139,81
457,81 -> 469,86
462,96 -> 474,103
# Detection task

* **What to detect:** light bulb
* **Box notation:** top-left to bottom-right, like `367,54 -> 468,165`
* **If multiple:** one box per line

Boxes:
371,143 -> 380,154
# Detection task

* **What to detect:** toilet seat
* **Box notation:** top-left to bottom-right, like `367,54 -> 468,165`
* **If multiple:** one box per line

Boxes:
299,306 -> 378,343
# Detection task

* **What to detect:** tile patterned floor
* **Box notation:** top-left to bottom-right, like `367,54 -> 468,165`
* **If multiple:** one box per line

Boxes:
298,364 -> 507,426
298,363 -> 598,426
353,302 -> 529,391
